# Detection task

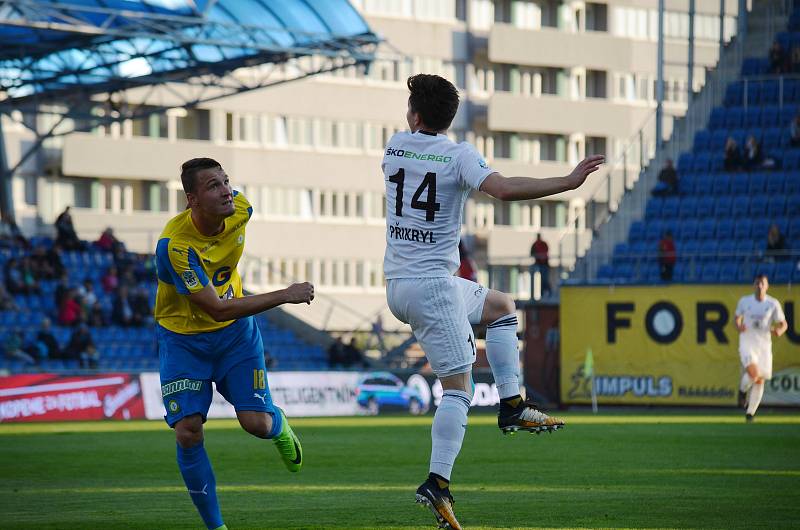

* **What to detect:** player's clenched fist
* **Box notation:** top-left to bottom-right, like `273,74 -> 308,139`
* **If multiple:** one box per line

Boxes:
285,282 -> 315,304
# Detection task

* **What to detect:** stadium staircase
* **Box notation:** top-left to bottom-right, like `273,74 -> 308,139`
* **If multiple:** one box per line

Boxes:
0,241 -> 327,374
568,0 -> 799,284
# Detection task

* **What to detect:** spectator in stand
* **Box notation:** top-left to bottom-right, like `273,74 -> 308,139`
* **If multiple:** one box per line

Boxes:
0,213 -> 30,249
766,223 -> 788,261
791,112 -> 800,147
3,329 -> 35,365
58,288 -> 84,326
5,259 -> 32,295
343,337 -> 368,369
659,231 -> 677,282
743,135 -> 763,171
791,42 -> 800,73
769,41 -> 787,74
112,285 -> 141,327
54,272 -> 71,309
78,279 -> 98,312
64,324 -> 98,369
87,301 -> 107,327
0,281 -> 19,311
264,349 -> 276,370
95,227 -> 122,252
101,265 -> 119,293
54,206 -> 83,250
46,243 -> 66,279
132,286 -> 153,325
327,337 -> 345,368
30,246 -> 55,280
651,159 -> 678,196
28,317 -> 60,361
530,233 -> 552,298
724,137 -> 742,171
456,241 -> 478,282
19,257 -> 40,294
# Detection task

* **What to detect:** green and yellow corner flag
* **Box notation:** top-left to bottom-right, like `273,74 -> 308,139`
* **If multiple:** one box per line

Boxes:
583,348 -> 594,378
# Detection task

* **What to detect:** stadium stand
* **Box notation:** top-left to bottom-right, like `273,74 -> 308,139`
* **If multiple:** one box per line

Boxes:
0,239 -> 327,374
595,24 -> 800,285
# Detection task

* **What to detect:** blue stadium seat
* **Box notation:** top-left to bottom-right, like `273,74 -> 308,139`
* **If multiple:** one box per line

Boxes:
725,107 -> 744,129
730,174 -> 749,195
761,108 -> 781,128
714,196 -> 733,217
645,198 -> 664,219
749,194 -> 769,216
712,175 -> 732,195
724,84 -> 743,107
679,174 -> 695,195
662,197 -> 680,218
761,127 -> 783,150
732,195 -> 750,214
734,219 -> 753,239
784,176 -> 800,195
720,262 -> 739,282
743,108 -> 762,127
696,196 -> 714,217
787,193 -> 800,215
645,220 -> 664,241
700,263 -> 721,283
678,197 -> 698,218
710,129 -> 729,150
741,57 -> 768,77
783,150 -> 800,170
773,262 -> 793,283
718,239 -> 737,256
765,173 -> 786,195
735,240 -> 755,255
677,153 -> 694,173
697,219 -> 716,239
752,218 -> 771,239
717,218 -> 735,239
692,152 -> 711,172
695,176 -> 713,195
790,217 -> 800,238
708,106 -> 728,130
748,172 -> 768,194
755,262 -> 776,279
628,221 -> 645,242
694,130 -> 711,151
761,80 -> 779,104
768,195 -> 787,215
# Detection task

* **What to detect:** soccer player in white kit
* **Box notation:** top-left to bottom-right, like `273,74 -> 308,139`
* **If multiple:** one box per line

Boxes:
735,274 -> 787,422
383,74 -> 604,530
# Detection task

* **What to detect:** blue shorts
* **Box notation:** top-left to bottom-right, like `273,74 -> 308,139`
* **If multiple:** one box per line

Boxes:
157,316 -> 275,427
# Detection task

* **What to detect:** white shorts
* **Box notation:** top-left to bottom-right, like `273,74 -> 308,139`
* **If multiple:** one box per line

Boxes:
387,276 -> 488,378
739,345 -> 773,380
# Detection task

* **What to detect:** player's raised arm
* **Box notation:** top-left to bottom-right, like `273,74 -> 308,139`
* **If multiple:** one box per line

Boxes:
188,282 -> 314,323
479,155 -> 605,201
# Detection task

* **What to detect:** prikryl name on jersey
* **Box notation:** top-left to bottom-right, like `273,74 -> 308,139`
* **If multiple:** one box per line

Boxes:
389,223 -> 436,244
385,147 -> 452,163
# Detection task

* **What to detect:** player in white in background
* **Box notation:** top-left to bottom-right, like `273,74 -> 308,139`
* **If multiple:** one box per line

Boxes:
735,273 -> 787,422
383,74 -> 604,530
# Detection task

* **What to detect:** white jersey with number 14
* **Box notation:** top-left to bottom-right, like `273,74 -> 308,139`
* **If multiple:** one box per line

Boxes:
382,131 -> 494,279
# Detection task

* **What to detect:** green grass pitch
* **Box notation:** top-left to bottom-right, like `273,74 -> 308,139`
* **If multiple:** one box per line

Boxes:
2,412 -> 799,529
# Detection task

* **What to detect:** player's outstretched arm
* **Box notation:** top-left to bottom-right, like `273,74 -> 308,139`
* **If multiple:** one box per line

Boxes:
188,282 -> 314,322
479,155 -> 604,201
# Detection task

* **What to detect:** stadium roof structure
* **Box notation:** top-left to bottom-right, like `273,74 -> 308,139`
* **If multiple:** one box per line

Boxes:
0,0 -> 380,216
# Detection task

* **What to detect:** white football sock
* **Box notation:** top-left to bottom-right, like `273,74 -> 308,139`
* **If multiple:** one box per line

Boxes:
429,389 -> 471,481
746,382 -> 765,416
740,372 -> 753,393
485,313 -> 521,399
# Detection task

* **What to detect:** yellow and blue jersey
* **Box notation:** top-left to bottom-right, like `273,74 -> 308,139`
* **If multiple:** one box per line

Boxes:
154,191 -> 253,334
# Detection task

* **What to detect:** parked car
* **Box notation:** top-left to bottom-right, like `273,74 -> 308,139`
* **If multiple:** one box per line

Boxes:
356,372 -> 424,415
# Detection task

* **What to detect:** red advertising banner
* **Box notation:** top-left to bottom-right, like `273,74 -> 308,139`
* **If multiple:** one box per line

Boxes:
0,373 -> 145,422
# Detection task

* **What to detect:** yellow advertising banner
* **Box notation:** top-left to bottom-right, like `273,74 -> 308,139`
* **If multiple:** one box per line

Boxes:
560,285 -> 800,406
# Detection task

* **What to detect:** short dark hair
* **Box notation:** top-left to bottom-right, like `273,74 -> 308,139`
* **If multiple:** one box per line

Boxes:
180,158 -> 222,193
754,273 -> 769,281
407,74 -> 459,131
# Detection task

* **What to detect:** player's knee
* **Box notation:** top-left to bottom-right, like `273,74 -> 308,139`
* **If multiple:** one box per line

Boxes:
175,415 -> 204,448
483,290 -> 515,323
239,412 -> 272,439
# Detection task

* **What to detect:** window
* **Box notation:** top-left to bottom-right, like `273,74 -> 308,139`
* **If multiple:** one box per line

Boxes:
176,109 -> 210,140
586,136 -> 607,158
539,134 -> 566,162
585,3 -> 607,31
586,70 -> 607,98
132,110 -> 167,139
493,132 -> 512,159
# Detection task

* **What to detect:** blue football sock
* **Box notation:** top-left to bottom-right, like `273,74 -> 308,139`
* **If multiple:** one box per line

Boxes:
266,408 -> 283,439
176,442 -> 223,530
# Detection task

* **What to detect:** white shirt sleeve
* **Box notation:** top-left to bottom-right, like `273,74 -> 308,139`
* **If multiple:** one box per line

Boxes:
735,297 -> 746,317
456,143 -> 494,190
771,299 -> 786,324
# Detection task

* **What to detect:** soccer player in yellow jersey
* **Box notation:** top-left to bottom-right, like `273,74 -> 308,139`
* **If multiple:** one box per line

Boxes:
154,158 -> 314,530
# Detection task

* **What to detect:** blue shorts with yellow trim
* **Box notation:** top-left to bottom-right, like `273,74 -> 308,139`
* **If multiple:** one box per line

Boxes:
157,316 -> 274,427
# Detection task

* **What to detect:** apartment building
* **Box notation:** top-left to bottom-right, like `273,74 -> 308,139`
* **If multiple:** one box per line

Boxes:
3,0 -> 739,331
